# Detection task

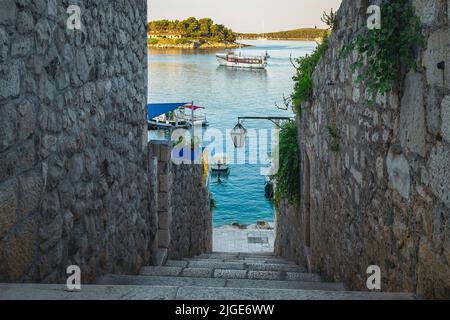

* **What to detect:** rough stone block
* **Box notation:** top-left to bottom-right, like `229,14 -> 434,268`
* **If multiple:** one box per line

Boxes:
0,27 -> 9,63
428,143 -> 450,208
0,60 -> 21,99
0,0 -> 16,26
158,228 -> 171,248
441,96 -> 450,144
158,192 -> 169,211
400,72 -> 426,156
386,149 -> 411,200
412,0 -> 440,26
159,174 -> 170,193
423,28 -> 448,88
158,210 -> 172,230
0,103 -> 17,152
16,11 -> 34,34
0,179 -> 17,237
18,171 -> 44,216
11,36 -> 33,57
160,144 -> 170,162
426,87 -> 444,136
0,219 -> 37,282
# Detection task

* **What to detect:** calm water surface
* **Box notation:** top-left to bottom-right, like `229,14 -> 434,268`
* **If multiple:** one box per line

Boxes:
148,40 -> 316,227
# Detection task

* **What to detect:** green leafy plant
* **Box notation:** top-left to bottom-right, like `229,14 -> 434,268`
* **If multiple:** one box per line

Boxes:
345,0 -> 424,106
275,121 -> 300,205
327,126 -> 340,152
291,35 -> 329,114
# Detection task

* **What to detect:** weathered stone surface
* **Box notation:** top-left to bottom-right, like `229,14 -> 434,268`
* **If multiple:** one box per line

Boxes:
0,103 -> 17,152
0,219 -> 37,282
0,180 -> 18,237
0,27 -> 9,63
276,0 -> 450,299
0,0 -> 17,26
426,87 -> 443,136
16,10 -> 34,34
441,96 -> 450,144
386,149 -> 411,200
428,143 -> 450,208
423,28 -> 448,88
413,0 -> 440,26
400,72 -> 426,156
0,60 -> 21,99
149,141 -> 212,260
18,171 -> 43,215
0,0 -> 155,284
11,36 -> 33,57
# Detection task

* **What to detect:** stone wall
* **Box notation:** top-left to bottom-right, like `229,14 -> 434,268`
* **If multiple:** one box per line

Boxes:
0,0 -> 154,283
149,141 -> 212,261
277,0 -> 450,298
169,163 -> 212,259
274,200 -> 308,269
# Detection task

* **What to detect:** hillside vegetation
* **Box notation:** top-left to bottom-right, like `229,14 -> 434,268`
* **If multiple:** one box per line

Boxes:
239,28 -> 328,40
147,17 -> 237,42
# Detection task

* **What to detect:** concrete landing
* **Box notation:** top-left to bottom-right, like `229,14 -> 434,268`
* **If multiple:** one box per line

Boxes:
213,228 -> 275,253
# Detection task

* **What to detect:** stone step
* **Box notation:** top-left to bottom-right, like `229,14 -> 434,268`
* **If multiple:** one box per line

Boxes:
175,286 -> 417,300
98,274 -> 346,291
140,266 -> 322,282
198,253 -> 277,260
187,257 -> 297,265
185,260 -> 303,272
0,284 -> 417,300
169,260 -> 303,272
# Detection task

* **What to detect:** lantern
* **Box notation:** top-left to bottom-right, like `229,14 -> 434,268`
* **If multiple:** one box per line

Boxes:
230,122 -> 247,149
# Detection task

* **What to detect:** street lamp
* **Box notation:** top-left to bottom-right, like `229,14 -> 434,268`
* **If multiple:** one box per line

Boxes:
230,122 -> 247,149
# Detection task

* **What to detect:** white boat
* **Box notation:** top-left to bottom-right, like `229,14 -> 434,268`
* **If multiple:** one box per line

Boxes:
216,50 -> 269,69
210,154 -> 230,173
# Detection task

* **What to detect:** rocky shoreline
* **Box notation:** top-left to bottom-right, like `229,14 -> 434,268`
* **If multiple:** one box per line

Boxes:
148,41 -> 249,50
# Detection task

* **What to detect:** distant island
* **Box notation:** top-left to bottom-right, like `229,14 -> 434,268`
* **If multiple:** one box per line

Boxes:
147,18 -> 239,49
238,28 -> 328,41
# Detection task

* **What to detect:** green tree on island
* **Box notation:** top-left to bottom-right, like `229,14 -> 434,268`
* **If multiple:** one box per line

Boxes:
147,17 -> 237,42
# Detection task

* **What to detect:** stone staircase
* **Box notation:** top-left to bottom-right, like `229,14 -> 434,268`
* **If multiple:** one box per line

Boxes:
96,252 -> 418,300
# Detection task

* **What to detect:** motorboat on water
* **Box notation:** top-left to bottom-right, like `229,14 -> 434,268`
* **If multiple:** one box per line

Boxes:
210,154 -> 230,174
147,103 -> 209,130
216,49 -> 270,69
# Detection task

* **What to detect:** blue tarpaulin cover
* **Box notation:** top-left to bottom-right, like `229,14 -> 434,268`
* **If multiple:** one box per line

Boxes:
147,103 -> 189,120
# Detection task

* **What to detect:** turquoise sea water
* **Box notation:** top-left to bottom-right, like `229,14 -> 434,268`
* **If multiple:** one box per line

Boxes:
148,40 -> 316,227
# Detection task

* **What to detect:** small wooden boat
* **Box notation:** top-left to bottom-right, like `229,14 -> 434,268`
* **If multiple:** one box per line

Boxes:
210,154 -> 230,174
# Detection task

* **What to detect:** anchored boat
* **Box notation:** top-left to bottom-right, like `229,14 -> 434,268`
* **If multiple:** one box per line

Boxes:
216,49 -> 269,69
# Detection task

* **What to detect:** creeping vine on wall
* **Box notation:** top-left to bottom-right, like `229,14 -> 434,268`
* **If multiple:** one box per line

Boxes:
275,121 -> 301,205
291,35 -> 329,114
345,0 -> 424,106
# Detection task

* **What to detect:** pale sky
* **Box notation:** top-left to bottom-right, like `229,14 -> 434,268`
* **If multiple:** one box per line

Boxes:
147,0 -> 343,33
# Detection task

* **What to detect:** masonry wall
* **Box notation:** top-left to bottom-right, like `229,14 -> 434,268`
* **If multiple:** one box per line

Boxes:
149,141 -> 212,261
277,0 -> 450,298
0,0 -> 154,283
